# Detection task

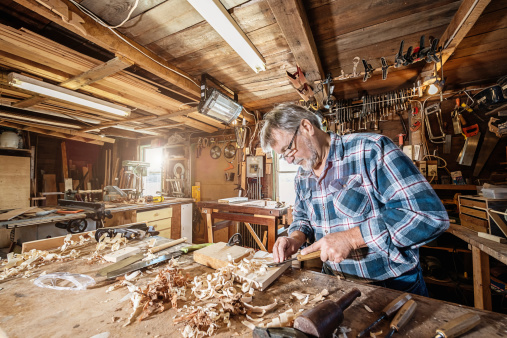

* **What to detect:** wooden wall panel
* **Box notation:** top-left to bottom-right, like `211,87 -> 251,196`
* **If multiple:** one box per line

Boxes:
0,155 -> 30,208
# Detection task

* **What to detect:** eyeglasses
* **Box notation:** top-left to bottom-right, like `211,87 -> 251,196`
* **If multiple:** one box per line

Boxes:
279,125 -> 300,160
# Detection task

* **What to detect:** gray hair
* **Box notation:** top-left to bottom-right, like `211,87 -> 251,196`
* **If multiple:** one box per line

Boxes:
259,103 -> 322,151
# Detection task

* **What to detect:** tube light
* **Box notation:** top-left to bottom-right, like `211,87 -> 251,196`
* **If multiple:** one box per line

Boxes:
187,0 -> 266,73
8,73 -> 130,117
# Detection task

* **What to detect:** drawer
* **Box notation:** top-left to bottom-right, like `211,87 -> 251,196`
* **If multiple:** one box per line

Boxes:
137,207 -> 173,222
460,206 -> 487,219
459,197 -> 486,210
158,228 -> 172,239
148,217 -> 172,231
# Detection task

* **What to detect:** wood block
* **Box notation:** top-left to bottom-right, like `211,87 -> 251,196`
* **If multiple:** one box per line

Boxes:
193,242 -> 252,269
22,231 -> 95,253
103,246 -> 141,263
234,251 -> 290,291
478,232 -> 507,244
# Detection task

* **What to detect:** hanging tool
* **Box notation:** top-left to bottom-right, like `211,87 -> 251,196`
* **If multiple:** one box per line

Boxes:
287,66 -> 315,102
362,59 -> 374,82
426,38 -> 441,63
424,103 -> 446,143
462,124 -> 479,138
451,99 -> 465,135
385,299 -> 417,338
394,40 -> 406,68
457,129 -> 481,166
433,312 -> 481,338
267,250 -> 322,267
357,293 -> 412,338
473,130 -> 499,176
380,57 -> 390,80
293,288 -> 361,337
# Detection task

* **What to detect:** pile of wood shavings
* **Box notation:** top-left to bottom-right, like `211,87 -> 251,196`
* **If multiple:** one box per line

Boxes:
124,258 -> 189,326
88,233 -> 128,263
0,233 -> 93,280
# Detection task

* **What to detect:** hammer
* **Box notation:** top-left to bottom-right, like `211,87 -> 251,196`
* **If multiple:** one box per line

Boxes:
293,288 -> 361,337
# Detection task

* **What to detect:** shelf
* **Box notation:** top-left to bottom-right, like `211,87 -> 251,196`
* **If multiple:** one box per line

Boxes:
431,184 -> 477,191
0,147 -> 31,152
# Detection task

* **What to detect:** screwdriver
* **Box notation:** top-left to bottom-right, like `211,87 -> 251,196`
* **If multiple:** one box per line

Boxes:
267,250 -> 322,267
357,293 -> 412,337
434,313 -> 480,338
385,299 -> 417,338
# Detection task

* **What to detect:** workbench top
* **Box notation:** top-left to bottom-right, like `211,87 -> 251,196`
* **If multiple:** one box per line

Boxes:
0,198 -> 194,229
1,242 -> 507,337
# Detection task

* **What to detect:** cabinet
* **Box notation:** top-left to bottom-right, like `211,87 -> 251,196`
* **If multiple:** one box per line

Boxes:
163,144 -> 191,198
458,195 -> 507,235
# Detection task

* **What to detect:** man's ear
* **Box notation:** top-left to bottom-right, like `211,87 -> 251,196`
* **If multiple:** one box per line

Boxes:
300,119 -> 315,136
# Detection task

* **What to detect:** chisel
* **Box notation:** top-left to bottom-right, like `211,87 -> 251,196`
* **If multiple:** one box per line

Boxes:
266,250 -> 322,267
433,313 -> 480,338
385,299 -> 417,337
357,293 -> 412,337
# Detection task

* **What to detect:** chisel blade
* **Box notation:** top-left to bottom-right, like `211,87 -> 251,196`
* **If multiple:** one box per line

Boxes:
106,251 -> 183,279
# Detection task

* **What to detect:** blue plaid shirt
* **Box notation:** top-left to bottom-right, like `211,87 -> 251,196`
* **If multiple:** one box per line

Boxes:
289,132 -> 449,281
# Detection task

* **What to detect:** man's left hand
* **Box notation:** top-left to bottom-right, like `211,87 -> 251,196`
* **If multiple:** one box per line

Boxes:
300,227 -> 366,263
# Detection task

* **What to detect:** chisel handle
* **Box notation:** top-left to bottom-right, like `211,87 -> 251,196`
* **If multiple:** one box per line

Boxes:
390,299 -> 417,331
383,293 -> 412,317
435,313 -> 480,338
149,237 -> 187,254
297,250 -> 321,261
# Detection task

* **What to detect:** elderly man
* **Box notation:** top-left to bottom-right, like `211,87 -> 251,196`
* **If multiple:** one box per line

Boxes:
260,103 -> 449,296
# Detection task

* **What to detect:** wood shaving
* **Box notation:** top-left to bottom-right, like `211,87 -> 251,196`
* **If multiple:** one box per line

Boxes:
309,289 -> 329,303
364,304 -> 373,313
300,295 -> 310,305
266,309 -> 295,328
291,291 -> 309,300
370,330 -> 382,338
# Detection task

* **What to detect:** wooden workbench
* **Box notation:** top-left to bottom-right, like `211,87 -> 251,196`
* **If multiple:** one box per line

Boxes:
448,223 -> 507,311
1,241 -> 506,337
197,200 -> 288,253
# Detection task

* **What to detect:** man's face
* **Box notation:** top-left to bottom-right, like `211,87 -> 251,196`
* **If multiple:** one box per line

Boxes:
271,128 -> 318,171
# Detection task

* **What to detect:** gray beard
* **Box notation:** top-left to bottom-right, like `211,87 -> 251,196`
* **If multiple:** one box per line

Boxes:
295,137 -> 319,171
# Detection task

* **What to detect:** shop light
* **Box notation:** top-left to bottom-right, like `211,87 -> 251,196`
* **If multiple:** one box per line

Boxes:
199,73 -> 242,124
187,0 -> 266,73
8,72 -> 130,117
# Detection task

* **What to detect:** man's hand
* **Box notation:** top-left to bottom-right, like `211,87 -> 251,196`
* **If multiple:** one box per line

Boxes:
300,227 -> 366,263
273,231 -> 306,263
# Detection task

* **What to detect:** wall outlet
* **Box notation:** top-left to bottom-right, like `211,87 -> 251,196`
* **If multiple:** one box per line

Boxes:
428,164 -> 438,178
418,161 -> 427,176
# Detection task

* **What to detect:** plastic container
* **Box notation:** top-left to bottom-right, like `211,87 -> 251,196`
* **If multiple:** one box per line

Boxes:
0,131 -> 20,148
482,188 -> 507,199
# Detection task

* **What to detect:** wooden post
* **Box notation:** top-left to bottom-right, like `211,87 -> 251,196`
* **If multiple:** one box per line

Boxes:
267,217 -> 278,253
202,208 -> 214,243
61,141 -> 68,179
472,246 -> 492,310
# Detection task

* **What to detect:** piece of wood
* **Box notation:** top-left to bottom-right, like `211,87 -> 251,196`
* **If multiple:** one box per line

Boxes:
460,206 -> 488,219
489,210 -> 507,238
103,246 -> 141,263
420,0 -> 491,79
0,155 -> 30,210
472,246 -> 492,311
0,206 -> 36,221
149,237 -> 187,254
11,94 -> 47,108
12,0 -> 200,97
266,0 -> 326,105
193,242 -> 253,269
244,222 -> 267,251
193,242 -> 290,290
43,174 -> 58,206
478,232 -> 507,244
21,230 -> 95,253
61,141 -> 68,179
60,55 -> 134,90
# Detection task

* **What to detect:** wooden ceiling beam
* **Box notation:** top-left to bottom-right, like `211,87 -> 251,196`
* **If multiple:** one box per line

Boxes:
11,94 -> 47,108
60,55 -> 134,90
420,0 -> 491,79
267,0 -> 327,105
0,120 -> 104,145
12,0 -> 200,97
135,123 -> 185,131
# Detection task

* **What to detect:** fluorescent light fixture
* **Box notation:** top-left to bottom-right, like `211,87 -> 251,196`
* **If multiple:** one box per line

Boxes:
200,88 -> 242,124
187,0 -> 266,73
8,72 -> 130,117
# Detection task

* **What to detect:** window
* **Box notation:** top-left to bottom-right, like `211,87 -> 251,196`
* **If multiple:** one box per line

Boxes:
141,146 -> 163,196
275,154 -> 299,206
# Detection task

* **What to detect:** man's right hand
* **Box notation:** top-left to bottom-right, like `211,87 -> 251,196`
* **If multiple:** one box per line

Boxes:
272,231 -> 306,263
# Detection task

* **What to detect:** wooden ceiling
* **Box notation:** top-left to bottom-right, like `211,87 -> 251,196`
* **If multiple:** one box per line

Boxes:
0,0 -> 506,141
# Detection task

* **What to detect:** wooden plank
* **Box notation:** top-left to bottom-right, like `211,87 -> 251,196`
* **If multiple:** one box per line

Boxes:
21,230 -> 95,253
460,214 -> 489,233
420,0 -> 491,78
60,55 -> 134,90
244,222 -> 267,251
42,174 -> 58,206
459,196 -> 487,209
478,232 -> 507,244
489,211 -> 507,238
460,206 -> 487,219
472,246 -> 492,310
266,0 -> 326,105
103,246 -> 141,263
11,0 -> 200,97
61,141 -> 68,179
171,204 -> 182,240
0,206 -> 36,221
11,94 -> 47,108
0,155 -> 30,209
